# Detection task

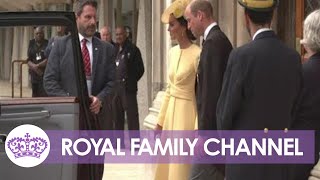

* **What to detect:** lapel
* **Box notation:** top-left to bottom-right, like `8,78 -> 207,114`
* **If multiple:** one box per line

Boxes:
200,25 -> 221,63
201,25 -> 220,58
91,37 -> 100,86
198,25 -> 221,85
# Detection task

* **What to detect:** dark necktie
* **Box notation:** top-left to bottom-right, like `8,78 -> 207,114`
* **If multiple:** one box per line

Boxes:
81,39 -> 91,76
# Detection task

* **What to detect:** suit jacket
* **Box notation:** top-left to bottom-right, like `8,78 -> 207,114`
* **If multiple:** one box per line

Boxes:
289,52 -> 320,180
114,40 -> 144,92
216,31 -> 302,180
196,25 -> 233,130
217,31 -> 302,131
43,35 -> 115,126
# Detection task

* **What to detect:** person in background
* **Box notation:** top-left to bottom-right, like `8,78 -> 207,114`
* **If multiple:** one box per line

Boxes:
112,26 -> 144,145
100,26 -> 115,46
27,26 -> 48,97
216,0 -> 302,179
44,26 -> 68,58
124,26 -> 133,43
290,9 -> 320,180
154,0 -> 200,179
184,0 -> 233,178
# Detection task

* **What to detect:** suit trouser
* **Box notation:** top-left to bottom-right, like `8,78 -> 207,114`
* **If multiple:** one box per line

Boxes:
78,106 -> 104,180
112,86 -> 140,147
113,91 -> 140,131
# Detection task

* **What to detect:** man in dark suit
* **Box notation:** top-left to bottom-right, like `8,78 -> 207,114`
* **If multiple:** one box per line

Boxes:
27,26 -> 48,97
216,0 -> 302,179
184,0 -> 233,179
113,26 -> 144,144
43,0 -> 115,179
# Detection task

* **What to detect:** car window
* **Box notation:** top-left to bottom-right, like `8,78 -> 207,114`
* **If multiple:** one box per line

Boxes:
0,12 -> 92,180
0,12 -> 89,101
0,25 -> 68,99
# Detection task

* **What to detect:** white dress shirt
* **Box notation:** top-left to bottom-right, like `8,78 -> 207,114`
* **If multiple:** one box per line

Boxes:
79,33 -> 93,95
252,28 -> 272,41
204,22 -> 218,40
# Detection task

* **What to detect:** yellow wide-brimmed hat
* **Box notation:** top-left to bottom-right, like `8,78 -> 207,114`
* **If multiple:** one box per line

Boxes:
238,0 -> 278,12
161,0 -> 191,24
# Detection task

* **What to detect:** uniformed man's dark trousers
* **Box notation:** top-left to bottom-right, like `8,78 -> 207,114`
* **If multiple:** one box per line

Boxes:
113,91 -> 140,131
112,82 -> 140,148
32,82 -> 47,97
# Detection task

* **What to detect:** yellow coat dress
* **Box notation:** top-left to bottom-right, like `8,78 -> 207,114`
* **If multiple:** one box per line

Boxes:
154,44 -> 201,180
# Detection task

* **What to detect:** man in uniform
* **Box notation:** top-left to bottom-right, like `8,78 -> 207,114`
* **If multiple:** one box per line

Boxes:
113,26 -> 144,146
27,26 -> 48,97
216,0 -> 302,179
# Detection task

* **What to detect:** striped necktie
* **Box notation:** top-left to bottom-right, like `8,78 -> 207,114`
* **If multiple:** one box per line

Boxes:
81,39 -> 91,76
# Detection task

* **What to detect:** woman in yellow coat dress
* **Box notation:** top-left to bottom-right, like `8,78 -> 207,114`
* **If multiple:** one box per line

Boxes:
154,0 -> 201,179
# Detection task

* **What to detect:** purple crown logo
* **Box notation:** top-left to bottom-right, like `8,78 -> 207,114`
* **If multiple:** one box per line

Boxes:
7,133 -> 48,159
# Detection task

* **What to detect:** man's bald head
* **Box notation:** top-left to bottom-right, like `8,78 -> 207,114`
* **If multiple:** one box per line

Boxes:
100,26 -> 112,42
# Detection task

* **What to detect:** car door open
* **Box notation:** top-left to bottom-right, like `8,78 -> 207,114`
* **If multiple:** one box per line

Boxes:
0,12 -> 93,180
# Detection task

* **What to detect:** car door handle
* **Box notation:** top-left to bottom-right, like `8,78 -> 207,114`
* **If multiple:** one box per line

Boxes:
0,110 -> 50,120
0,134 -> 7,145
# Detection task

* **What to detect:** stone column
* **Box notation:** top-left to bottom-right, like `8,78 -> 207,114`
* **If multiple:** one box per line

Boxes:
11,27 -> 22,83
132,0 -> 138,44
21,26 -> 33,87
99,0 -> 114,31
19,5 -> 34,88
218,0 -> 237,46
136,0 -> 152,129
236,3 -> 250,47
210,0 -> 219,20
3,28 -> 14,81
115,0 -> 123,26
0,29 -> 4,79
151,0 -> 164,98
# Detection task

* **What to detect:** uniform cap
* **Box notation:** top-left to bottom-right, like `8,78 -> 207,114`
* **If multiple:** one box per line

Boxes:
238,0 -> 278,12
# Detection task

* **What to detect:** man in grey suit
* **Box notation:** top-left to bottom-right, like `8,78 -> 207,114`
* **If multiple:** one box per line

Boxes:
43,0 -> 115,179
44,0 -> 115,119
